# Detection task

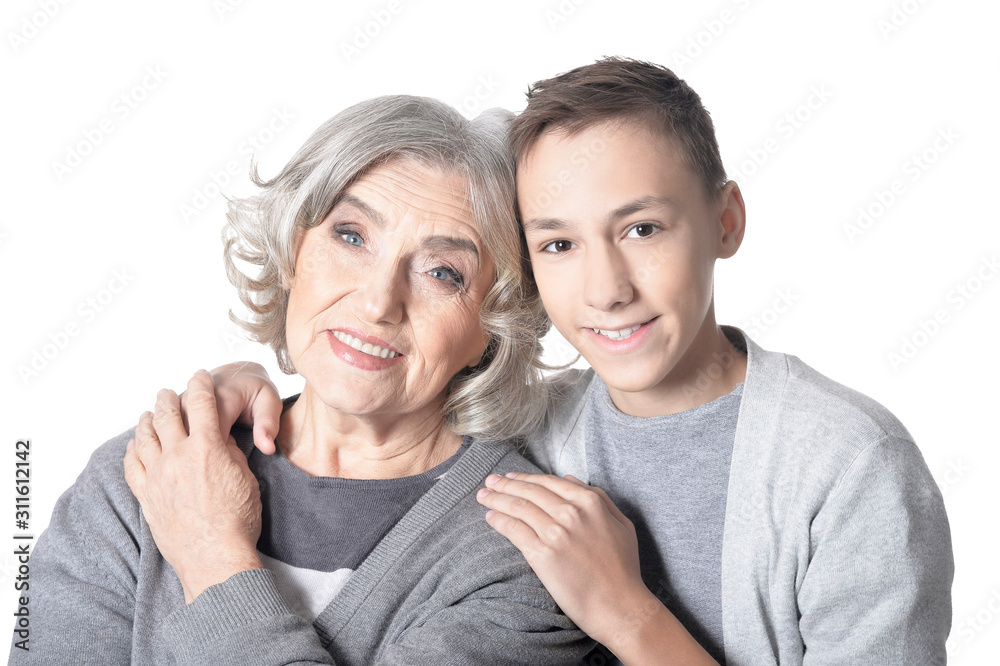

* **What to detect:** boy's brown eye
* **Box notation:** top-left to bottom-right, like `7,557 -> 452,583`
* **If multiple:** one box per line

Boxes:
542,239 -> 576,253
627,223 -> 657,239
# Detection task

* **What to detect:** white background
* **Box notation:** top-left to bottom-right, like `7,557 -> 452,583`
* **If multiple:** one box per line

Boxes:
2,0 -> 997,660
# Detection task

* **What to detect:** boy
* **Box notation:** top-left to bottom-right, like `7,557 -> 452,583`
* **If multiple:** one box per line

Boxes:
183,59 -> 953,663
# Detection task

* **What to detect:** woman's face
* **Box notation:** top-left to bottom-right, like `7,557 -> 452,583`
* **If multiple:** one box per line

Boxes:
285,158 -> 494,419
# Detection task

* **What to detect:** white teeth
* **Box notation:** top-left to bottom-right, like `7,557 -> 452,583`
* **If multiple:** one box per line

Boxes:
333,331 -> 398,358
592,324 -> 642,341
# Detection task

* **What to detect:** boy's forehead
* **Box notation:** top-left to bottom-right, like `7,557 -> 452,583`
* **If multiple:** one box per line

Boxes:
516,121 -> 695,219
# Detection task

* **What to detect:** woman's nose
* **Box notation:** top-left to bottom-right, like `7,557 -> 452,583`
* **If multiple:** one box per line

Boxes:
361,259 -> 405,325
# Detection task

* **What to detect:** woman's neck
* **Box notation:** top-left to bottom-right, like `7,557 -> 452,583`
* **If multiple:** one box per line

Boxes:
276,387 -> 462,479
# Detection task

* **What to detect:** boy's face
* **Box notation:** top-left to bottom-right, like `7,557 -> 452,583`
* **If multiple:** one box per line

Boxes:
517,121 -> 743,413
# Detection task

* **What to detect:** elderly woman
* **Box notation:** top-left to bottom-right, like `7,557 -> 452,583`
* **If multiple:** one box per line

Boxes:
12,96 -> 591,665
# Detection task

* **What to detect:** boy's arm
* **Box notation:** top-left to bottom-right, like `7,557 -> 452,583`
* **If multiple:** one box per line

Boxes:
477,472 -> 718,665
796,435 -> 952,664
187,361 -> 284,455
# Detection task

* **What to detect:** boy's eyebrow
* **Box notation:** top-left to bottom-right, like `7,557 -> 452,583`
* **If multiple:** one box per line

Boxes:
522,195 -> 676,233
607,195 -> 676,221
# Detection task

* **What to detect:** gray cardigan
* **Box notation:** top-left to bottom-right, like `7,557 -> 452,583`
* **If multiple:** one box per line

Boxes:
9,428 -> 592,665
526,327 -> 953,664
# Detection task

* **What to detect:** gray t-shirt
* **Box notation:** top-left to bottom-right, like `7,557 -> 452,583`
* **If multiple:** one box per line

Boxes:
242,419 -> 468,621
583,377 -> 743,664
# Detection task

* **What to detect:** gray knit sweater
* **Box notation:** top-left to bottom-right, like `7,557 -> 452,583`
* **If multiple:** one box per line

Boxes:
526,327 -> 953,664
9,428 -> 592,665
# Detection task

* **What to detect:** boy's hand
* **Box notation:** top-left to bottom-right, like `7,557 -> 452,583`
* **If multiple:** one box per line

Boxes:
179,361 -> 282,455
476,473 -> 647,644
477,473 -> 717,664
124,371 -> 264,603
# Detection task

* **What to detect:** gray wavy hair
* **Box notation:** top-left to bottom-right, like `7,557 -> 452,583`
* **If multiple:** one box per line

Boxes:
223,95 -> 551,441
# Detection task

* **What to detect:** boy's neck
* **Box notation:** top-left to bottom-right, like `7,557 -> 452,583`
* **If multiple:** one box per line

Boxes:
605,318 -> 748,418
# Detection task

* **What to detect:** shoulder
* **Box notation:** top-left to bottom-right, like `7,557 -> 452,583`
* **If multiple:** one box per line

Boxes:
57,428 -> 141,526
739,329 -> 914,465
518,368 -> 596,474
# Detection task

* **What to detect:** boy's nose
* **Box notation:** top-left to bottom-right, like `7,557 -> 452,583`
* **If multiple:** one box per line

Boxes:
582,246 -> 634,311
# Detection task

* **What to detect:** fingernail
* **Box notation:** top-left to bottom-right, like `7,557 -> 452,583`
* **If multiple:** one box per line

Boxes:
505,472 -> 518,479
477,488 -> 492,498
485,474 -> 501,485
156,389 -> 168,398
485,510 -> 495,519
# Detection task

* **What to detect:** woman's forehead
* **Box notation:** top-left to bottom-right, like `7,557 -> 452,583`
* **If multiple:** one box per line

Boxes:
336,160 -> 486,244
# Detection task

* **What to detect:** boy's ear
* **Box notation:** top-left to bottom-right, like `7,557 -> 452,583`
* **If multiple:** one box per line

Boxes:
716,180 -> 746,259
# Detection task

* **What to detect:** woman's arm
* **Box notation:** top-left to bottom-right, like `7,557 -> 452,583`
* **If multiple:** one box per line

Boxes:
128,372 -> 591,665
124,372 -> 265,603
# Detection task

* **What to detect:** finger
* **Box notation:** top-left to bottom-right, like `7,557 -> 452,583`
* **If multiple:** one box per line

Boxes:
484,473 -> 588,521
210,362 -> 281,455
245,379 -> 281,456
122,439 -> 147,500
185,370 -> 223,440
134,411 -> 164,465
477,486 -> 560,535
562,473 -> 628,524
152,388 -> 191,449
493,472 -> 597,503
483,509 -> 545,557
586,484 -> 632,527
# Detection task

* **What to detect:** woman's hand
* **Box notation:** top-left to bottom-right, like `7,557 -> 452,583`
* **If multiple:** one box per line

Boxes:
124,370 -> 264,603
477,473 -> 716,664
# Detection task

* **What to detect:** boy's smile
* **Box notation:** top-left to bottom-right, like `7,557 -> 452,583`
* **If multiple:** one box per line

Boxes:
518,121 -> 747,417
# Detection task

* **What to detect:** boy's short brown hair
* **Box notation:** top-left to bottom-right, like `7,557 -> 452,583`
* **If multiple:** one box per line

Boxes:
509,57 -> 727,199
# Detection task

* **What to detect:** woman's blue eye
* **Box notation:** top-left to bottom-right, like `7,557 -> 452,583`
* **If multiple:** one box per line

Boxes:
429,267 -> 464,287
339,231 -> 363,246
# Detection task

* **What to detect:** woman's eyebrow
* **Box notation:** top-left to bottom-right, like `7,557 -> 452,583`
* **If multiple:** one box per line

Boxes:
338,194 -> 388,229
423,236 -> 480,265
